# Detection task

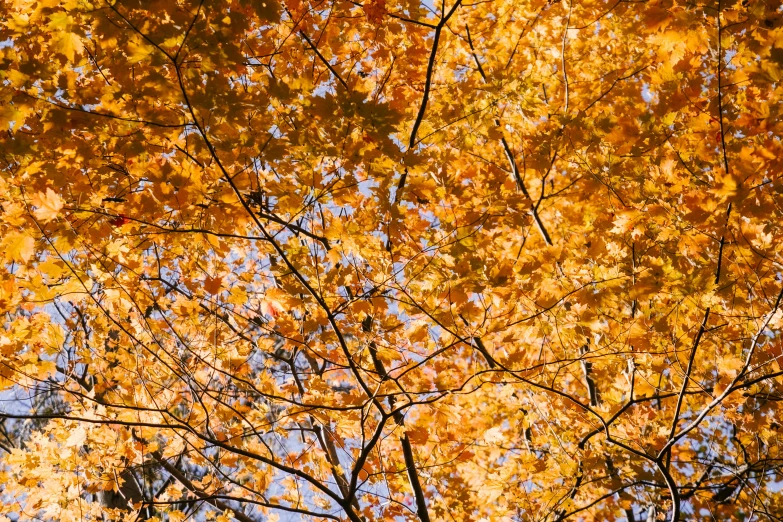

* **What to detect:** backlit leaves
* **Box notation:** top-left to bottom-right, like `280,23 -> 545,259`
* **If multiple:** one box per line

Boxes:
1,0 -> 783,521
31,189 -> 64,223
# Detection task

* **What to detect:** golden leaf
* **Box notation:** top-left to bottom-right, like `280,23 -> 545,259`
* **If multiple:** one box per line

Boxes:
31,188 -> 64,222
2,232 -> 35,263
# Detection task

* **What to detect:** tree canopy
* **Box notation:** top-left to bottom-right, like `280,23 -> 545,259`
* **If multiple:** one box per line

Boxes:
2,0 -> 783,520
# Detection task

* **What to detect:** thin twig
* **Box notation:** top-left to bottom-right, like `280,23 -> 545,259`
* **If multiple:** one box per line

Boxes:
300,30 -> 349,90
715,0 -> 732,285
362,317 -> 431,522
562,0 -> 572,113
668,308 -> 710,445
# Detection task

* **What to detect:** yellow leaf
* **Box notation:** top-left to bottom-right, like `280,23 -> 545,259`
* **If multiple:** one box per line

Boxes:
32,188 -> 64,222
168,511 -> 187,522
65,425 -> 87,447
2,232 -> 35,263
52,32 -> 83,62
126,41 -> 152,63
711,172 -> 739,200
47,12 -> 73,31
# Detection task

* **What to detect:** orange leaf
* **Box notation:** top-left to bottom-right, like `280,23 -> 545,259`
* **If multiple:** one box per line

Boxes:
363,0 -> 386,25
204,276 -> 224,295
405,426 -> 429,445
260,297 -> 284,317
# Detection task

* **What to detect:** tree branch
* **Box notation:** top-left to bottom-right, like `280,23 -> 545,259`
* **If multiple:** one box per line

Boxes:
407,0 -> 463,150
465,24 -> 553,245
362,317 -> 431,522
299,30 -> 349,90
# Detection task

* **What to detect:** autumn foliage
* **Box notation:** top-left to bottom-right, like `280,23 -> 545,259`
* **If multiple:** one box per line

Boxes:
2,0 -> 783,520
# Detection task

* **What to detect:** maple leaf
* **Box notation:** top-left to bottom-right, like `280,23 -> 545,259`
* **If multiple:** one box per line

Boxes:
31,189 -> 64,223
203,276 -> 223,295
259,297 -> 284,317
711,172 -> 742,201
405,426 -> 429,445
51,32 -> 83,62
363,0 -> 387,25
2,1 -> 783,521
1,232 -> 35,263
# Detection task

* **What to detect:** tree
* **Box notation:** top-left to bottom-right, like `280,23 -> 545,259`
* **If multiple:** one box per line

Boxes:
1,0 -> 783,520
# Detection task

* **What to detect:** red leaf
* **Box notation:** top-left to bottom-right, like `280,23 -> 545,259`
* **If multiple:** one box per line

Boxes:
110,214 -> 130,227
